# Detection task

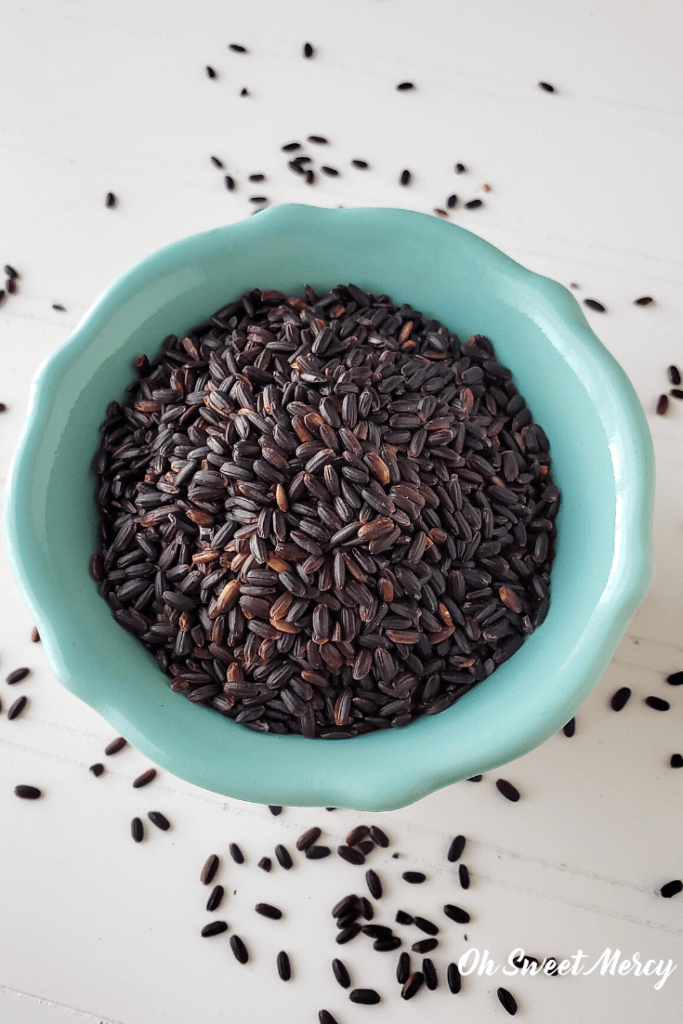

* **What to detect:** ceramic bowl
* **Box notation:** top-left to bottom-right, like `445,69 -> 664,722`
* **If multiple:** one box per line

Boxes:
4,204 -> 654,810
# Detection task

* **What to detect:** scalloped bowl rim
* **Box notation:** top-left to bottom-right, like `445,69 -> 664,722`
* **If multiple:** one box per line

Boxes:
4,205 -> 654,810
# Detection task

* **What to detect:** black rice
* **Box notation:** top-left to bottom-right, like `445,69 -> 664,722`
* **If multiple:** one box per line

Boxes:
443,904 -> 470,924
303,43 -> 314,58
351,160 -> 369,169
668,365 -> 681,386
131,817 -> 144,842
308,135 -> 328,144
497,987 -> 518,1015
332,958 -> 351,988
400,169 -> 412,186
230,935 -> 249,963
459,863 -> 470,888
228,43 -> 247,52
610,686 -> 631,711
412,938 -> 437,953
584,298 -> 606,312
255,902 -> 282,919
14,785 -> 41,799
319,1012 -> 339,1024
447,835 -> 466,862
224,175 -> 236,191
369,825 -> 389,847
645,696 -> 670,711
93,284 -> 560,740
258,857 -> 272,871
7,696 -> 28,720
296,826 -> 322,851
538,82 -> 555,92
366,869 -> 382,899
306,845 -> 331,858
105,192 -> 117,208
667,671 -> 683,686
200,854 -> 220,884
671,389 -> 683,399
671,754 -> 683,768
562,716 -> 576,737
349,989 -> 380,1004
206,885 -> 224,911
336,924 -> 361,944
465,199 -> 483,209
201,920 -> 228,937
104,737 -> 127,755
6,667 -> 30,684
229,842 -> 245,863
269,806 -> 283,815
275,844 -> 293,869
413,916 -> 438,936
447,961 -> 462,993
31,627 -> 41,642
148,810 -> 170,830
395,910 -> 413,925
397,82 -> 415,91
338,845 -> 365,865
657,394 -> 669,415
277,950 -> 292,980
447,194 -> 458,209
496,779 -> 520,802
211,156 -> 224,169
660,880 -> 682,898
402,871 -> 426,884
634,296 -> 653,306
423,957 -> 438,989
133,768 -> 157,788
401,972 -> 423,999
206,66 -> 216,79
4,264 -> 18,278
89,763 -> 105,777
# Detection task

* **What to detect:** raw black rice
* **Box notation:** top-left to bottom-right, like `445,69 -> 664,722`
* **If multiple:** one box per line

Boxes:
229,43 -> 247,53
634,296 -> 653,306
31,627 -> 41,642
255,902 -> 282,919
201,920 -> 228,936
538,82 -> 555,92
401,971 -> 423,999
671,389 -> 683,399
148,810 -> 170,830
230,842 -> 245,863
465,199 -> 483,209
459,863 -> 470,888
671,754 -> 683,768
92,284 -> 560,740
332,958 -> 351,988
296,826 -> 321,850
269,806 -> 283,815
105,737 -> 127,755
366,869 -> 382,899
211,156 -> 224,169
258,856 -> 272,871
400,169 -> 412,186
413,915 -> 438,935
306,845 -> 331,858
105,192 -> 117,208
496,779 -> 520,802
443,903 -> 470,924
412,938 -> 438,953
275,844 -> 293,869
6,667 -> 30,684
319,1011 -> 339,1024
131,817 -> 144,842
667,671 -> 683,685
277,950 -> 292,980
369,825 -> 389,847
395,910 -> 413,925
201,854 -> 220,884
584,298 -> 606,312
397,82 -> 415,91
206,885 -> 224,911
396,951 -> 411,983
7,696 -> 28,720
562,716 -> 576,737
657,394 -> 669,415
447,961 -> 462,992
89,763 -> 105,777
423,957 -> 438,989
349,989 -> 380,1004
133,768 -> 157,788
351,160 -> 369,169
668,366 -> 681,385
402,871 -> 426,884
447,835 -> 466,862
660,880 -> 682,898
497,986 -> 518,1015
206,66 -> 217,79
230,935 -> 249,963
610,686 -> 631,711
303,43 -> 314,58
645,696 -> 670,711
14,785 -> 41,799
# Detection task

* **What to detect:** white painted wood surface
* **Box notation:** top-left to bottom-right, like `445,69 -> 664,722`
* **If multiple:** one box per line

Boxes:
1,1 -> 682,1021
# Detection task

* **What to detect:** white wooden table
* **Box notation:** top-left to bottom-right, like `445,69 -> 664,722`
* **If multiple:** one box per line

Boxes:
1,2 -> 682,1021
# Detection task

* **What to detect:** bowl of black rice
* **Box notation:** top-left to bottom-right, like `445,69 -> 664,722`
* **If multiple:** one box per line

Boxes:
4,204 -> 654,809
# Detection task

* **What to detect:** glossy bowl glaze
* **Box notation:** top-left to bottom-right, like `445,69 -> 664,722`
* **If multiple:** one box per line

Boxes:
4,205 -> 654,810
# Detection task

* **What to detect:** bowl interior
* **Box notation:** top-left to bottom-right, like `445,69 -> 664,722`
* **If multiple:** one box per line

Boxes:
5,205 -> 653,809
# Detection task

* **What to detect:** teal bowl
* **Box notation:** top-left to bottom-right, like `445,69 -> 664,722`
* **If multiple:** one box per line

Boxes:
4,205 -> 654,810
